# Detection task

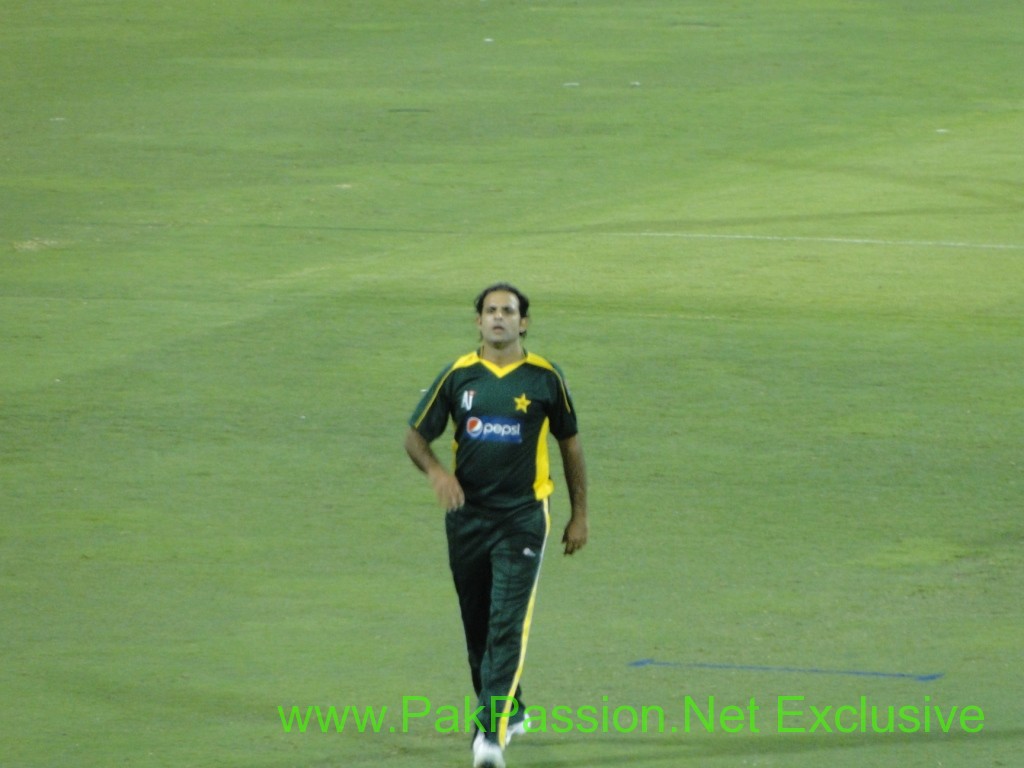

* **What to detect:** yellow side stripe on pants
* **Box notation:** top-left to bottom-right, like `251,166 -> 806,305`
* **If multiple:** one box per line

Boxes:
497,498 -> 551,749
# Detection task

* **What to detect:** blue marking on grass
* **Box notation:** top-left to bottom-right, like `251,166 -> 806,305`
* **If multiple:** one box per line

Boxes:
629,659 -> 943,683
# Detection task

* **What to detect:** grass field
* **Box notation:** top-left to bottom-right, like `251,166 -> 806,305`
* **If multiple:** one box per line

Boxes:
2,2 -> 1022,766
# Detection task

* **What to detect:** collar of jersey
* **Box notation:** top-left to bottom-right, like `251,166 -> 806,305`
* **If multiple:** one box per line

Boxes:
474,350 -> 532,378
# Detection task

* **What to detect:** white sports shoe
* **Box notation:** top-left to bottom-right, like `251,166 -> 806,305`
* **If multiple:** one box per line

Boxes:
504,715 -> 531,747
472,732 -> 506,768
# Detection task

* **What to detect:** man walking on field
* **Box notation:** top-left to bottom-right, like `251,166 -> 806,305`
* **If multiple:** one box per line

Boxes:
405,283 -> 589,768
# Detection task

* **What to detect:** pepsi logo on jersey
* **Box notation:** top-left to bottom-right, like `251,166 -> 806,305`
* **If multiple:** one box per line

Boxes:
465,417 -> 523,443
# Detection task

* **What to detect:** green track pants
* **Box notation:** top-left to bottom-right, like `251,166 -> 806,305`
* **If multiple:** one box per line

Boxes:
445,498 -> 550,746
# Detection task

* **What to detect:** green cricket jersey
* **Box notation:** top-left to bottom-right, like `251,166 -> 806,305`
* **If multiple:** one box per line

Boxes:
409,350 -> 578,511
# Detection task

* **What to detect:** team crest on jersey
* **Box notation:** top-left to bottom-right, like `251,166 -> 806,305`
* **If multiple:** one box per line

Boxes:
461,389 -> 476,411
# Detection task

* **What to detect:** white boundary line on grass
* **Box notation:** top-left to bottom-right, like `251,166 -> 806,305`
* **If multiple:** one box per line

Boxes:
609,232 -> 1024,251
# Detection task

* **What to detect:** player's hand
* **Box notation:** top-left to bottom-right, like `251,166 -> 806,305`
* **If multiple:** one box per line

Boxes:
430,470 -> 465,512
562,516 -> 588,555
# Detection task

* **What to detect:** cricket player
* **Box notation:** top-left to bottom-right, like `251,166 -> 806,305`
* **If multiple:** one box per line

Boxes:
405,283 -> 589,768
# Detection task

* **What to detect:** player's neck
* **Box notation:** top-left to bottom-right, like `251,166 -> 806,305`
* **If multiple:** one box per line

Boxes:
479,341 -> 526,367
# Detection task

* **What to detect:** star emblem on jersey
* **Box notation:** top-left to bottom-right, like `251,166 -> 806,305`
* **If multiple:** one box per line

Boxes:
514,393 -> 531,413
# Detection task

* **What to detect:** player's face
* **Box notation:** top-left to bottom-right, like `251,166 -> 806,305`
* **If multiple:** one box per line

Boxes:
476,290 -> 527,346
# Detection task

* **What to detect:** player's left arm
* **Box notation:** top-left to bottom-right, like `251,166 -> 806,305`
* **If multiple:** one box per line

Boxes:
558,434 -> 589,555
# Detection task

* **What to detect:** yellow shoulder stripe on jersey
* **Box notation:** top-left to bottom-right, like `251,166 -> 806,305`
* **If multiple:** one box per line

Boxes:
524,352 -> 554,371
525,353 -> 574,413
452,351 -> 481,370
410,351 -> 481,430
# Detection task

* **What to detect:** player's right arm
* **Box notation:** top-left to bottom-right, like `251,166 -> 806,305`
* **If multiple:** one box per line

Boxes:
404,427 -> 465,512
